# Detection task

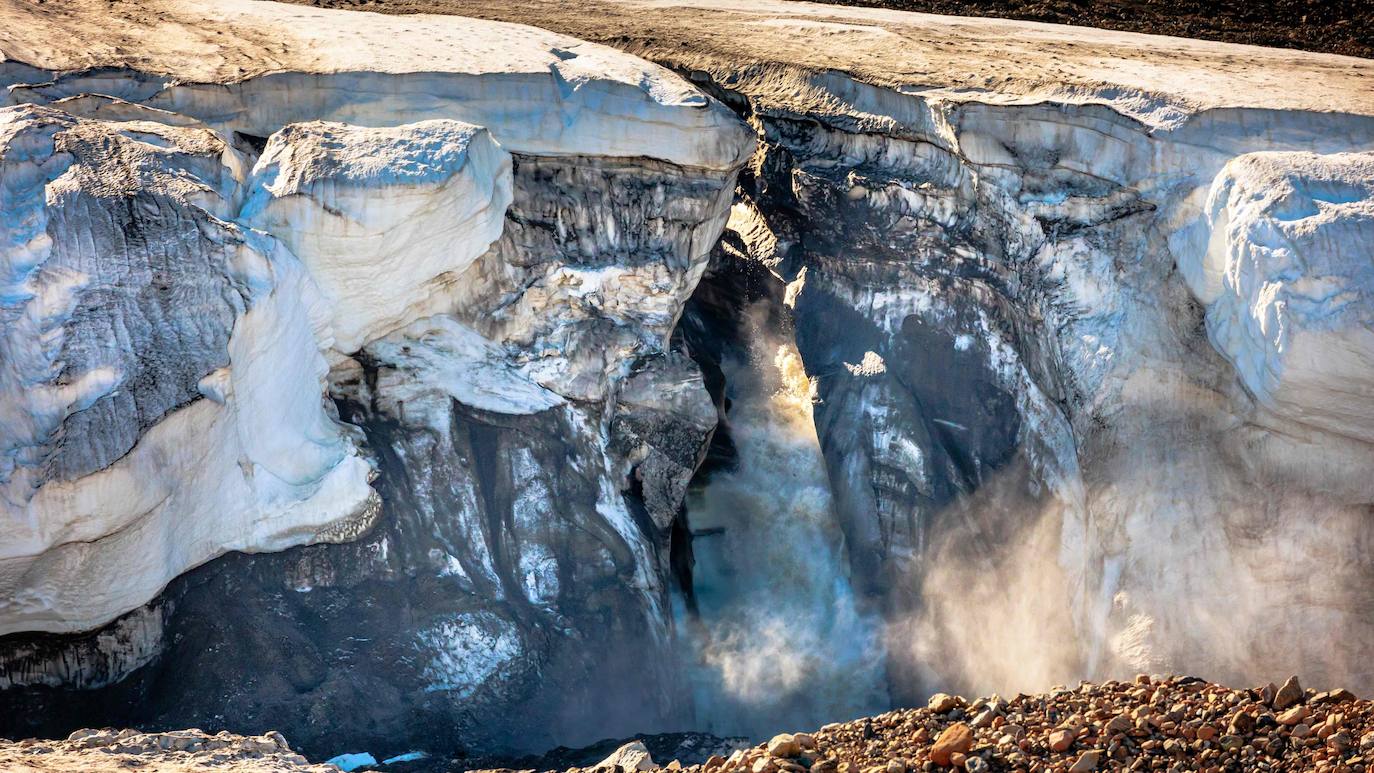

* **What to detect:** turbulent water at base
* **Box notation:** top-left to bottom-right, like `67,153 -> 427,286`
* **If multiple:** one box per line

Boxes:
675,303 -> 890,739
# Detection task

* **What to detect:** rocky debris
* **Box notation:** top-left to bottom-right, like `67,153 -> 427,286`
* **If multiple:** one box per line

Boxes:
9,676 -> 1369,772
792,0 -> 1374,60
625,676 -> 1371,773
0,728 -> 334,771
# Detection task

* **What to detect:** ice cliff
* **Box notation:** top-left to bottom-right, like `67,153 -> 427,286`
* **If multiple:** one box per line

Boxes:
0,0 -> 749,752
1,0 -> 1373,761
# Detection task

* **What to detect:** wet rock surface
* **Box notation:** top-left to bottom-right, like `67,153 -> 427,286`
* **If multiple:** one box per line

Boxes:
5,677 -> 1374,771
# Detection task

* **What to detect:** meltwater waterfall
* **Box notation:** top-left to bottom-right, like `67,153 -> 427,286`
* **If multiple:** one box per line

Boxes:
676,298 -> 889,739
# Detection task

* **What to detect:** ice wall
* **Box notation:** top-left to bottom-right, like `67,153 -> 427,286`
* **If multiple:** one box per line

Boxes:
3,0 -> 1374,755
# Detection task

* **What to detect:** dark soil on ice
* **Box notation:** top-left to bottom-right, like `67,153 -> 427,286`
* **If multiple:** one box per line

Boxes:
292,0 -> 1371,59
795,0 -> 1372,59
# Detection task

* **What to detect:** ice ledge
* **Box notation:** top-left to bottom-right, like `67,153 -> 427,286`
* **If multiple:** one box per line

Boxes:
328,0 -> 1374,131
0,0 -> 755,171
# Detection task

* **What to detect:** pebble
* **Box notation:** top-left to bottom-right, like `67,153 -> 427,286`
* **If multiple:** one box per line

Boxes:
1280,706 -> 1311,725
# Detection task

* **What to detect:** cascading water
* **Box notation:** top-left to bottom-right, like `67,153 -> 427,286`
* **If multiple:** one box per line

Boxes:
674,300 -> 889,739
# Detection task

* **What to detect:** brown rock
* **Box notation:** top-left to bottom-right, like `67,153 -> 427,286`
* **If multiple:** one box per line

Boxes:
1278,706 -> 1308,726
1315,689 -> 1357,705
1048,729 -> 1075,752
1196,725 -> 1217,742
1228,711 -> 1255,735
929,724 -> 973,766
1068,750 -> 1100,772
927,694 -> 962,714
1273,676 -> 1304,710
768,735 -> 802,758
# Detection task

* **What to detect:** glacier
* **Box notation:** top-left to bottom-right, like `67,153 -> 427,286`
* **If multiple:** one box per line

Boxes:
0,0 -> 749,752
0,0 -> 1373,761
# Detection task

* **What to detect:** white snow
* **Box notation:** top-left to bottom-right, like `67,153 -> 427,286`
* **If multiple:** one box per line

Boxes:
240,120 -> 513,353
843,351 -> 887,376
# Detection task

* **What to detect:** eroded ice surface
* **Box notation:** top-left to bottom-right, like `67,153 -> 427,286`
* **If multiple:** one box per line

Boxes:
2,0 -> 1374,754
